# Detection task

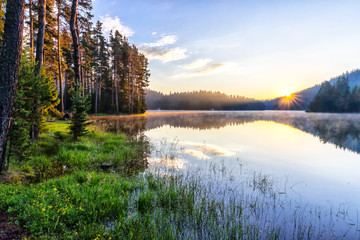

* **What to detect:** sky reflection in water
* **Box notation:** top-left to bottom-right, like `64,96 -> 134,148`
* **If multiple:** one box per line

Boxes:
91,111 -> 360,213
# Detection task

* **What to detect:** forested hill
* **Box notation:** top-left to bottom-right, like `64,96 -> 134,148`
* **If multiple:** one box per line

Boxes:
264,69 -> 360,110
145,90 -> 265,110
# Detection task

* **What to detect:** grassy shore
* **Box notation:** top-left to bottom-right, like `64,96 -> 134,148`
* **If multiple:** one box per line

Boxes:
0,121 -> 256,239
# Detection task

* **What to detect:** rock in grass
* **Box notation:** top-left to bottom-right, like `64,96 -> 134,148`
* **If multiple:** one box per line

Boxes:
100,163 -> 112,170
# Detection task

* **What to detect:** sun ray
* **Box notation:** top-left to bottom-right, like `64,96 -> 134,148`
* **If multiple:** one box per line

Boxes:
276,92 -> 304,110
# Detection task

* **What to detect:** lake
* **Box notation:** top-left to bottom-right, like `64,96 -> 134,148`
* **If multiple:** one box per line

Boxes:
91,111 -> 360,239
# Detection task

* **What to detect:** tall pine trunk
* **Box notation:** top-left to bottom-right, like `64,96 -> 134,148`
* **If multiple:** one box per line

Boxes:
29,0 -> 34,60
0,0 -> 26,171
111,61 -> 114,110
131,64 -> 134,115
64,70 -> 67,110
99,81 -> 102,109
114,63 -> 119,115
57,0 -> 63,113
35,0 -> 46,72
111,80 -> 114,109
81,66 -> 85,97
95,74 -> 98,114
75,15 -> 83,96
33,0 -> 46,139
70,0 -> 80,89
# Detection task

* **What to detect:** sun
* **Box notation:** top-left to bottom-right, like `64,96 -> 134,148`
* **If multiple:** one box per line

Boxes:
281,89 -> 293,97
277,91 -> 303,109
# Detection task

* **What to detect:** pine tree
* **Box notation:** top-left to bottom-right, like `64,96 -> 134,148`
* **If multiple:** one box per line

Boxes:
333,77 -> 350,112
32,0 -> 47,140
9,50 -> 60,164
348,86 -> 360,112
91,21 -> 102,114
69,89 -> 90,140
137,53 -> 150,113
309,77 -> 353,113
10,53 -> 36,162
69,0 -> 90,140
8,55 -> 33,163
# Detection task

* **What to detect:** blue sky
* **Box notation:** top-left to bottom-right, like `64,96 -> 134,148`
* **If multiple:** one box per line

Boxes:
93,0 -> 360,99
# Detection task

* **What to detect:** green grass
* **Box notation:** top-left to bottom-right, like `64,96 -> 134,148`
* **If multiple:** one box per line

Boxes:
0,170 -> 268,239
0,172 -> 253,239
7,121 -> 148,183
0,121 -> 253,239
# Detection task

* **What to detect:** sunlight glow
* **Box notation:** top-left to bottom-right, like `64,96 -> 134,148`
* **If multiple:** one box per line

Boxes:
281,89 -> 294,97
277,93 -> 303,109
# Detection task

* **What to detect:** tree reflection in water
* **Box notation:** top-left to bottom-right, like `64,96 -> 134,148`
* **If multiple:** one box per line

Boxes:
90,111 -> 360,154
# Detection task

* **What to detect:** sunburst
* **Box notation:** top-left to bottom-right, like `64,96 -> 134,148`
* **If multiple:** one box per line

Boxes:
277,92 -> 303,109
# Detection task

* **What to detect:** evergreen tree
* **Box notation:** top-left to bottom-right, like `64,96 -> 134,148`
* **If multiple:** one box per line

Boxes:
32,0 -> 47,140
308,77 -> 360,113
8,56 -> 34,163
69,89 -> 90,140
308,81 -> 335,112
333,77 -> 350,112
91,21 -> 103,114
348,86 -> 360,112
136,50 -> 150,113
98,29 -> 111,112
9,51 -> 60,163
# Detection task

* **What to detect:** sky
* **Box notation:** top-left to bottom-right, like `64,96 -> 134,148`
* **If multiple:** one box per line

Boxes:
92,0 -> 360,99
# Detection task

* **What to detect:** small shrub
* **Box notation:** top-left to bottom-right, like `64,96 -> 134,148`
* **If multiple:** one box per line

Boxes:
69,90 -> 91,140
137,191 -> 154,213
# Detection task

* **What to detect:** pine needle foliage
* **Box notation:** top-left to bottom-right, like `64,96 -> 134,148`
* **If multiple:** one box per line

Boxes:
69,89 -> 91,140
9,52 -> 60,162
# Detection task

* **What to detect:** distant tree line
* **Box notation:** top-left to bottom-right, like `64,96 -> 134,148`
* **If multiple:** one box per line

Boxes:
308,77 -> 360,112
146,90 -> 265,110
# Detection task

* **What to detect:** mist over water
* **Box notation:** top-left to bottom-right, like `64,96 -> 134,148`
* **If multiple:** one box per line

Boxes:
91,111 -> 360,238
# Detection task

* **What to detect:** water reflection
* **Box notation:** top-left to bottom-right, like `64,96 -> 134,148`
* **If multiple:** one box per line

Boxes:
90,111 -> 360,154
90,111 -> 360,238
93,115 -> 147,137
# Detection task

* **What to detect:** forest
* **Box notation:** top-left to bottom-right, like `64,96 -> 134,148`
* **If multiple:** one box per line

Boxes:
0,0 -> 150,169
146,89 -> 265,110
1,0 -> 150,115
308,77 -> 360,112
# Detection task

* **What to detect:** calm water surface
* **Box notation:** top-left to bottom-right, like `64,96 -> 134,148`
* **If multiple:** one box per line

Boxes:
91,111 -> 360,238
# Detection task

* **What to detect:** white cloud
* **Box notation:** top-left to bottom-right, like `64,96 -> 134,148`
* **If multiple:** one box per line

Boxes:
182,58 -> 213,70
139,34 -> 188,63
152,32 -> 158,36
141,34 -> 178,48
99,15 -> 134,37
172,63 -> 229,78
196,63 -> 226,74
140,47 -> 188,63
